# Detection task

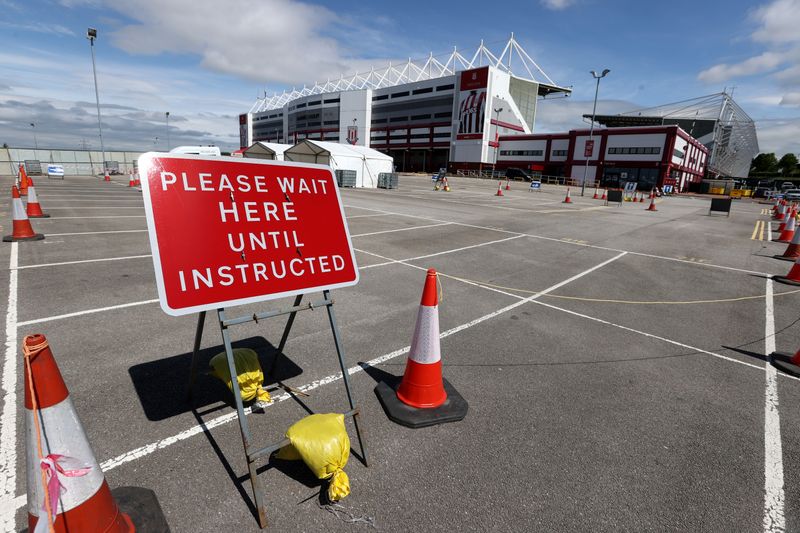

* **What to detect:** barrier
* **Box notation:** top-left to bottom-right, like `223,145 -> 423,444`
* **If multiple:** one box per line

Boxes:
605,189 -> 623,206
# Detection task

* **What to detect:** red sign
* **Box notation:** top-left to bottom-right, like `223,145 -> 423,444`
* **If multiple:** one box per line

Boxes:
456,67 -> 490,141
584,139 -> 595,157
139,153 -> 359,316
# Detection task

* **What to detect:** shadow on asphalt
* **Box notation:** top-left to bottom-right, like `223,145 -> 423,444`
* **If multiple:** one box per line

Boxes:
721,345 -> 769,363
128,336 -> 303,421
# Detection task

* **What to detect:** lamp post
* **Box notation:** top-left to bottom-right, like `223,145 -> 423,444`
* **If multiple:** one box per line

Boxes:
165,111 -> 170,150
29,123 -> 37,150
87,28 -> 107,177
581,68 -> 610,196
492,107 -> 503,177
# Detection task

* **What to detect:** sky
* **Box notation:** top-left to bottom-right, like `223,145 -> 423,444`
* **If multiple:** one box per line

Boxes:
1,0 -> 799,156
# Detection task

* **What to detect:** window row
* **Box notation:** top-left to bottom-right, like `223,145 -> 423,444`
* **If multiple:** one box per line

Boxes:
608,146 -> 661,155
500,150 -> 543,157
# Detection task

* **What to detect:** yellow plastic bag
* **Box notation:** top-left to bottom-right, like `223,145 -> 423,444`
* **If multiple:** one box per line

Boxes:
209,348 -> 271,404
275,413 -> 350,501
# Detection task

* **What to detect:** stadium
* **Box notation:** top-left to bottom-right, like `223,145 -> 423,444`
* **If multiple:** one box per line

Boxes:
240,35 -> 572,173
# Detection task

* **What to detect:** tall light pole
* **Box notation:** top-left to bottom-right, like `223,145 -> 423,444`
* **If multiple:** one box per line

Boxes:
87,28 -> 107,176
581,68 -> 610,196
165,111 -> 170,150
492,107 -> 503,177
29,123 -> 37,150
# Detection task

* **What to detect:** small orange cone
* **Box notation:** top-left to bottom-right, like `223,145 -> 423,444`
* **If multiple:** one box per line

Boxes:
443,177 -> 450,192
776,226 -> 800,261
3,186 -> 44,242
18,164 -> 30,196
26,178 -> 49,218
775,203 -> 786,221
646,195 -> 657,211
504,179 -> 510,191
778,215 -> 797,243
592,188 -> 599,199
601,189 -> 607,200
23,334 -> 134,532
128,171 -> 136,188
104,171 -> 111,182
374,269 -> 468,428
495,182 -> 504,197
774,255 -> 800,286
134,172 -> 141,187
777,207 -> 795,232
563,188 -> 572,203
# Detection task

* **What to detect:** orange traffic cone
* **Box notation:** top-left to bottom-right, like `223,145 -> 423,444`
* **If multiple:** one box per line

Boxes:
128,171 -> 136,188
23,334 -> 135,533
775,226 -> 800,261
563,188 -> 572,203
772,346 -> 800,377
777,207 -> 795,232
18,164 -> 29,196
26,178 -> 49,218
601,189 -> 607,200
774,255 -> 800,286
495,182 -> 504,196
443,177 -> 450,192
104,170 -> 111,182
775,203 -> 786,221
374,269 -> 468,428
505,179 -> 510,191
646,195 -> 657,211
592,188 -> 599,199
134,172 -> 141,187
649,189 -> 655,199
778,215 -> 797,243
3,186 -> 44,242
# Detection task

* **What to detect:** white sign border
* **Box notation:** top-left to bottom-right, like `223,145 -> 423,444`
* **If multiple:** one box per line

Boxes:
138,152 -> 360,317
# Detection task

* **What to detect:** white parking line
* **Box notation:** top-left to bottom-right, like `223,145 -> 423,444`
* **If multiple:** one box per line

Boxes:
351,222 -> 451,237
346,213 -> 396,219
763,278 -> 785,532
42,216 -> 146,220
47,230 -> 148,237
17,299 -> 160,327
15,254 -> 152,270
42,207 -> 144,210
0,243 -> 18,532
357,235 -> 525,269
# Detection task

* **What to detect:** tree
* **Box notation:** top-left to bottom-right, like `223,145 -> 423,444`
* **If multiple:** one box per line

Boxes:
778,153 -> 799,176
751,153 -> 779,174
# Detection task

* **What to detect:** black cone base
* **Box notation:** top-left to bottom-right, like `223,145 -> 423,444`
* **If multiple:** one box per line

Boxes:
113,486 -> 171,532
773,276 -> 800,287
375,377 -> 468,429
28,214 -> 50,218
3,233 -> 44,242
771,352 -> 800,378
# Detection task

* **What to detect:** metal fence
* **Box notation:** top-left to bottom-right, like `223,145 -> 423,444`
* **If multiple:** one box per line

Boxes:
0,147 -> 145,177
453,169 -> 586,187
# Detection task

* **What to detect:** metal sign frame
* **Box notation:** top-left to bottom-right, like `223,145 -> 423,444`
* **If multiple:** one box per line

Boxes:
709,197 -> 732,217
186,291 -> 368,529
529,180 -> 542,192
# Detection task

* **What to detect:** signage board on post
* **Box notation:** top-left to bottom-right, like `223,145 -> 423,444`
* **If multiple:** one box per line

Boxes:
47,164 -> 65,179
138,153 -> 359,316
584,139 -> 594,158
529,180 -> 541,191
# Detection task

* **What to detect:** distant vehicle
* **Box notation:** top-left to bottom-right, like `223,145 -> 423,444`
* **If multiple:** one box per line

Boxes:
169,145 -> 221,157
754,187 -> 772,198
784,189 -> 800,201
505,167 -> 533,181
781,181 -> 794,191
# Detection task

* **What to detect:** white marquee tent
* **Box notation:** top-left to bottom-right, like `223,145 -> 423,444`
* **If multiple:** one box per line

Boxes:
284,140 -> 393,188
242,142 -> 292,161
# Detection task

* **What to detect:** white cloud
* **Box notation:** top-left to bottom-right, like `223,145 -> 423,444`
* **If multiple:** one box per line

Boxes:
61,0 -> 397,85
754,117 -> 800,154
534,98 -> 637,133
751,0 -> 800,44
780,92 -> 800,106
697,50 -> 785,83
540,0 -> 575,10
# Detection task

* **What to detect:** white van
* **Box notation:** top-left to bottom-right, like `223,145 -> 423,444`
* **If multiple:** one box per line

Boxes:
169,146 -> 221,157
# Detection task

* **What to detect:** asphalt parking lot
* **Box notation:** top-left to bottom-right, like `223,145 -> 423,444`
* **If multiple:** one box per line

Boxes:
0,172 -> 798,532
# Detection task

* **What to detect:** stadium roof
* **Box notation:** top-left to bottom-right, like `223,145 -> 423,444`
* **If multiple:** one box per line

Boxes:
249,34 -> 571,114
585,92 -> 759,178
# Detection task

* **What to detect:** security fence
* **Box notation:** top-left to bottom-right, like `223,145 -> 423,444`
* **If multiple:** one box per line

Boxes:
0,147 -> 144,177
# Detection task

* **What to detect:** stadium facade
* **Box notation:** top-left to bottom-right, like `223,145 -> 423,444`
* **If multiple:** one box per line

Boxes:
240,35 -> 571,172
587,92 -> 758,179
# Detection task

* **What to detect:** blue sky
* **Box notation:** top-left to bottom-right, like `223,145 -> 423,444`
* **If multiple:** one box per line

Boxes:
1,0 -> 799,156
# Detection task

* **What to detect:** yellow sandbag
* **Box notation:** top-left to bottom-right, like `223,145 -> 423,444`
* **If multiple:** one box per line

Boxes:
275,413 -> 350,501
209,348 -> 271,404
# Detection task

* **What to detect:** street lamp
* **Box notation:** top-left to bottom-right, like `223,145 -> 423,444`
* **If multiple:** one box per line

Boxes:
581,68 -> 610,196
492,107 -> 503,177
87,27 -> 107,177
165,112 -> 170,150
29,123 -> 37,151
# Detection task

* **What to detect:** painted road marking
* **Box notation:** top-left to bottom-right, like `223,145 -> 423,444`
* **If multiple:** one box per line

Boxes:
753,220 -> 765,240
351,222 -> 451,238
14,254 -> 153,270
0,243 -> 18,532
1,252 -> 627,518
46,230 -> 148,237
763,279 -> 785,532
358,235 -> 526,269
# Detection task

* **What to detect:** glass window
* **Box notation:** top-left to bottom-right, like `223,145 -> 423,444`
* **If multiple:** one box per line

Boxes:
436,84 -> 455,91
412,87 -> 433,95
391,91 -> 410,98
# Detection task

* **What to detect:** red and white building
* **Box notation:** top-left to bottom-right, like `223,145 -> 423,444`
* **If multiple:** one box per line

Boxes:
496,125 -> 708,192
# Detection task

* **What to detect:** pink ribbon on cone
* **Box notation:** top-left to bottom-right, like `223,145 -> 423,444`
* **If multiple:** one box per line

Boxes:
34,454 -> 92,533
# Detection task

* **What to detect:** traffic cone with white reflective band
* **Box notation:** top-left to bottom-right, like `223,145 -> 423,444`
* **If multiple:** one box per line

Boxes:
26,178 -> 49,218
374,268 -> 468,428
128,171 -> 136,187
775,203 -> 786,221
397,269 -> 447,408
495,182 -> 504,196
776,226 -> 800,261
19,163 -> 29,196
104,171 -> 111,182
778,215 -> 797,243
774,255 -> 800,286
563,188 -> 572,203
777,207 -> 795,232
601,189 -> 607,200
505,179 -> 510,191
592,188 -> 599,199
646,195 -> 657,211
23,334 -> 134,533
4,186 -> 44,242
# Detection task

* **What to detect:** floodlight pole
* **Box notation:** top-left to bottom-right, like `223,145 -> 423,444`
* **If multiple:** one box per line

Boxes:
166,112 -> 170,150
87,28 -> 107,176
581,69 -> 609,196
492,107 -> 503,177
30,123 -> 37,150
